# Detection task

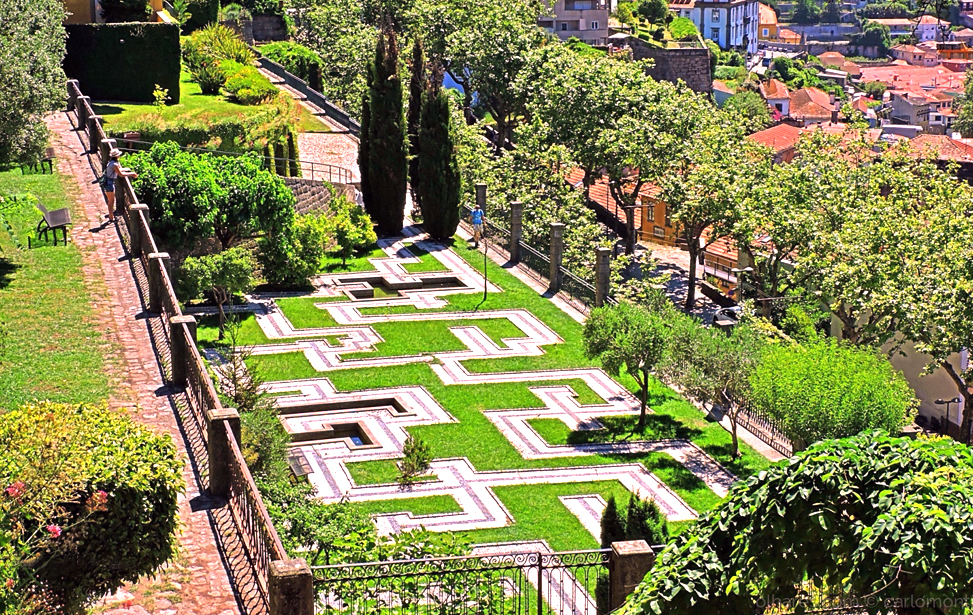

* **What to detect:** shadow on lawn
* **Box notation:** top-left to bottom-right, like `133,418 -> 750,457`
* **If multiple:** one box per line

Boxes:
0,258 -> 18,289
567,413 -> 703,445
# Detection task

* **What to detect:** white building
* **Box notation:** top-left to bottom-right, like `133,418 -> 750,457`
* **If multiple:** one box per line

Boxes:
870,15 -> 952,43
538,0 -> 612,46
669,0 -> 760,54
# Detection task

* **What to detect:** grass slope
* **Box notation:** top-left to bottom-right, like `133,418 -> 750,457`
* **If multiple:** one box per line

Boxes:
0,168 -> 113,409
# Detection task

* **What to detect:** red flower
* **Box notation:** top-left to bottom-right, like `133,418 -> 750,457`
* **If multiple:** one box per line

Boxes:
4,481 -> 25,499
46,525 -> 62,539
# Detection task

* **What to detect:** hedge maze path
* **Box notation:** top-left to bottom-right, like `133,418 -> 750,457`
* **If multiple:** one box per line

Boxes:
202,233 -> 736,546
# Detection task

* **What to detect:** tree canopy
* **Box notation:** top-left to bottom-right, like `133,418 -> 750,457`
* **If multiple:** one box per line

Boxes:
619,433 -> 973,615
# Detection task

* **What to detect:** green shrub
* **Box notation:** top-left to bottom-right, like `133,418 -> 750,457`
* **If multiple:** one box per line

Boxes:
714,65 -> 746,81
398,435 -> 432,485
260,41 -> 323,91
0,402 -> 182,611
668,16 -> 699,40
183,23 -> 254,91
245,0 -> 283,16
98,0 -> 151,22
63,23 -> 181,103
110,113 -> 251,151
223,65 -> 276,105
183,0 -> 220,32
219,2 -> 252,21
257,212 -> 329,288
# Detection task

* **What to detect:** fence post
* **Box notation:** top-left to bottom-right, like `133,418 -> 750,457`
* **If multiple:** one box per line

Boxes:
147,252 -> 171,314
509,201 -> 523,263
595,246 -> 611,307
269,559 -> 314,615
549,223 -> 565,293
624,206 -> 636,255
609,541 -> 656,611
86,115 -> 103,155
129,205 -> 150,256
206,407 -> 241,498
169,316 -> 197,388
100,138 -> 116,172
475,183 -> 487,210
66,80 -> 79,111
76,96 -> 91,128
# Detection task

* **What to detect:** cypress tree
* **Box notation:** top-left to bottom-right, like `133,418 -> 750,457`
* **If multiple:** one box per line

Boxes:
407,37 -> 425,215
415,81 -> 461,240
358,73 -> 373,219
624,495 -> 669,546
600,495 -> 626,549
366,27 -> 407,235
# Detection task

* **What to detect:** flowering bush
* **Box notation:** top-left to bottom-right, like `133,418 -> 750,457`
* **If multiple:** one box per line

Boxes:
0,402 -> 182,613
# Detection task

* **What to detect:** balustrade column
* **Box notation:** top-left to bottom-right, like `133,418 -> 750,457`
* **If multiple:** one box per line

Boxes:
66,80 -> 79,111
595,246 -> 611,307
609,540 -> 656,611
269,559 -> 314,615
549,223 -> 565,293
87,115 -> 103,155
147,252 -> 171,314
509,201 -> 523,263
169,316 -> 197,388
76,96 -> 91,128
129,205 -> 150,256
206,407 -> 241,498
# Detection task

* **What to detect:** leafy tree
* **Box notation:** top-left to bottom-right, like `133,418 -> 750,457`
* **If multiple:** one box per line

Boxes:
328,193 -> 377,265
792,0 -> 821,23
662,318 -> 764,458
600,495 -> 626,549
850,21 -> 892,55
584,303 -> 671,430
953,65 -> 973,138
614,1 -> 638,27
359,69 -> 373,215
0,402 -> 181,612
863,80 -> 888,100
179,246 -> 256,339
0,0 -> 66,165
749,340 -> 917,451
617,433 -> 973,615
637,0 -> 671,23
821,0 -> 841,22
625,494 -> 669,546
364,27 -> 408,235
721,92 -> 773,134
398,435 -> 432,485
407,38 -> 425,213
258,212 -> 330,288
416,82 -> 462,240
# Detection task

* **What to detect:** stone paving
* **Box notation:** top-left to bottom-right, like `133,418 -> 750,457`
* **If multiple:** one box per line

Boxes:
46,112 -> 241,615
205,229 -> 736,547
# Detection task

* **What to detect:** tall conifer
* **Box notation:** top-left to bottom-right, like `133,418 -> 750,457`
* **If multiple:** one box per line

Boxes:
366,27 -> 407,235
415,78 -> 461,240
407,38 -> 425,214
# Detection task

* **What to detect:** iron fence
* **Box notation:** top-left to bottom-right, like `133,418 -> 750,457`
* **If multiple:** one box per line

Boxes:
737,402 -> 793,457
559,269 -> 597,315
312,549 -> 611,615
517,241 -> 551,288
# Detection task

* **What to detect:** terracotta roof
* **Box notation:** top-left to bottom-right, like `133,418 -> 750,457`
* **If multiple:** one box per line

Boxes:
747,123 -> 803,153
778,28 -> 800,41
859,64 -> 966,91
872,15 -> 947,26
893,44 -> 923,54
818,51 -> 846,63
907,134 -> 973,162
760,78 -> 790,100
564,168 -> 661,225
759,3 -> 777,25
789,87 -> 834,121
954,27 -> 973,37
713,80 -> 736,95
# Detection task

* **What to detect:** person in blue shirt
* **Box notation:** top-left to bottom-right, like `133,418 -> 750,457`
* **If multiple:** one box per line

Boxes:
470,204 -> 484,248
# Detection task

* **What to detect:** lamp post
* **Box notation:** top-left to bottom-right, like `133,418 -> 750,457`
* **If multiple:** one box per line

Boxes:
934,397 -> 961,433
730,266 -> 753,302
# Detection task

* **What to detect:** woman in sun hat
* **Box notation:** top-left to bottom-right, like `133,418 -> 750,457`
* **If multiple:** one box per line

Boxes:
104,148 -> 138,223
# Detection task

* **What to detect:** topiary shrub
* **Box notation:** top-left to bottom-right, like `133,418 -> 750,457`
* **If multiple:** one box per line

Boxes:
0,402 -> 182,612
223,65 -> 277,104
260,41 -> 323,91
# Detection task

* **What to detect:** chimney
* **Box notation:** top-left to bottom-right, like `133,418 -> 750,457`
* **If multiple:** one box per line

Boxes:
832,107 -> 839,123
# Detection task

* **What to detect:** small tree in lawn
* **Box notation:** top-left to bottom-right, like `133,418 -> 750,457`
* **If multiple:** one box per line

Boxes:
600,495 -> 626,549
180,247 -> 255,340
328,193 -> 377,265
415,78 -> 462,240
662,317 -> 763,458
583,302 -> 671,431
625,494 -> 669,546
398,435 -> 432,485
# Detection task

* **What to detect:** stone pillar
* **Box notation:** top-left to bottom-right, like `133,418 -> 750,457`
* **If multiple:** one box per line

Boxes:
147,252 -> 171,314
609,541 -> 656,611
169,316 -> 197,388
549,223 -> 565,292
206,407 -> 241,498
624,206 -> 636,255
129,205 -> 150,256
475,183 -> 487,210
66,80 -> 80,111
595,246 -> 611,307
87,115 -> 103,155
509,201 -> 523,263
76,96 -> 91,129
269,559 -> 314,615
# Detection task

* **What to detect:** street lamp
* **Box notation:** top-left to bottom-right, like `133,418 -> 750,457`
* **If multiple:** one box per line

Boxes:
730,266 -> 753,301
935,397 -> 961,432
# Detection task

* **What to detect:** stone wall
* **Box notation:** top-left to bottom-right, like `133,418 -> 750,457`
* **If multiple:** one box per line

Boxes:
253,15 -> 288,41
628,39 -> 713,94
284,177 -> 355,216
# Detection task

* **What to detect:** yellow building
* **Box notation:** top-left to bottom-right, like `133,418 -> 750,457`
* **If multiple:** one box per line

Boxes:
63,0 -> 169,24
758,3 -> 801,44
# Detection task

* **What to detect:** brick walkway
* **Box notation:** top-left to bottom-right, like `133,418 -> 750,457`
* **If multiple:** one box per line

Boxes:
46,111 -> 242,615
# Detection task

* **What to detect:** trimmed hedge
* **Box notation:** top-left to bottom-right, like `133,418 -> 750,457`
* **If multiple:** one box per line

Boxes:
260,41 -> 323,91
183,0 -> 221,32
64,23 -> 181,103
107,114 -> 250,152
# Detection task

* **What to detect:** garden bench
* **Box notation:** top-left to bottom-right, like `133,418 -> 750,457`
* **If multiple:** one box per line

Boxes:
20,148 -> 55,175
35,202 -> 72,246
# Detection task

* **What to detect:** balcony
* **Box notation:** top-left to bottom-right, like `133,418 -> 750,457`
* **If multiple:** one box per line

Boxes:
564,0 -> 609,9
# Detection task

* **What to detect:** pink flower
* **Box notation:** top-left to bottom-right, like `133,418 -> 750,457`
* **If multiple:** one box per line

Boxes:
86,490 -> 109,513
46,525 -> 61,539
4,482 -> 25,499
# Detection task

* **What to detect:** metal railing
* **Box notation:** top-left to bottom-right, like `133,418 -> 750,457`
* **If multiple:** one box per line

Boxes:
737,402 -> 793,457
560,269 -> 597,315
115,138 -> 354,185
312,549 -> 612,615
256,56 -> 361,137
68,79 -> 292,613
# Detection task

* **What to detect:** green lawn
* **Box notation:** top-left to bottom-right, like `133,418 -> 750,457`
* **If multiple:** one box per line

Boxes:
355,494 -> 462,517
0,168 -> 114,409
93,70 -> 331,136
320,245 -> 385,273
402,247 -> 449,274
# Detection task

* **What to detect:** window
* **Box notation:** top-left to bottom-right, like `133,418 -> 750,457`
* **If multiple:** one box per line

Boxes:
561,22 -> 568,31
653,226 -> 666,238
665,204 -> 672,227
711,27 -> 720,40
712,9 -> 720,21
590,21 -> 600,30
762,27 -> 769,36
646,203 -> 655,222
